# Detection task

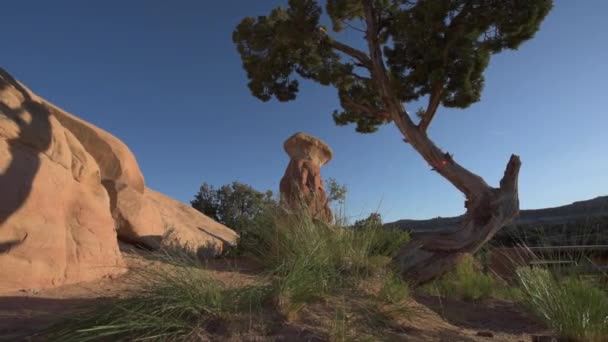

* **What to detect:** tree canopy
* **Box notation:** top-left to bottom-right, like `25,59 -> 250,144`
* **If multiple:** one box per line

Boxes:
234,0 -> 552,284
191,182 -> 275,231
233,0 -> 552,133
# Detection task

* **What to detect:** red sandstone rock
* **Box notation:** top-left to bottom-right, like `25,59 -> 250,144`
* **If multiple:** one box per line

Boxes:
0,69 -> 125,292
0,68 -> 237,291
279,132 -> 333,223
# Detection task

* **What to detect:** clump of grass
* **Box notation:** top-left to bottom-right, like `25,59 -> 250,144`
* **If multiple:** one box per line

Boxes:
245,207 -> 410,314
329,298 -> 351,342
378,271 -> 410,304
517,267 -> 608,342
46,253 -> 272,341
424,253 -> 496,301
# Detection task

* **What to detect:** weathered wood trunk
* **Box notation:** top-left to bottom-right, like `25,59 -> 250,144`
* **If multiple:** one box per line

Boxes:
360,0 -> 523,286
393,155 -> 521,286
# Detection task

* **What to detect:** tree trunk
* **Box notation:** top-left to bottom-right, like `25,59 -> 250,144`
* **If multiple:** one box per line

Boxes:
388,104 -> 522,286
393,155 -> 521,286
360,0 -> 523,286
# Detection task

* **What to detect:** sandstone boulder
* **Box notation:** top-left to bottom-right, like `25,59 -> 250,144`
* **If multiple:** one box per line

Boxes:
18,70 -> 238,254
0,67 -> 238,291
279,132 -> 333,223
145,189 -> 239,257
0,68 -> 125,292
42,99 -> 165,249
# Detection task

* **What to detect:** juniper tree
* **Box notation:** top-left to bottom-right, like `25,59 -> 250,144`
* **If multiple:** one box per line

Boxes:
233,0 -> 552,285
191,182 -> 275,232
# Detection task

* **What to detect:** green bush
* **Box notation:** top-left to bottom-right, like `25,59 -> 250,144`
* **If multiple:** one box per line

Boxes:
191,181 -> 277,255
517,267 -> 608,342
351,212 -> 410,258
426,254 -> 496,301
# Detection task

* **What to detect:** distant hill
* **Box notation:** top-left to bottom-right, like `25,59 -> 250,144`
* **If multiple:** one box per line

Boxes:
385,196 -> 608,246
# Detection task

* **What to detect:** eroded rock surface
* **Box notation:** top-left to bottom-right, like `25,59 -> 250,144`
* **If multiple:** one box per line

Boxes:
279,132 -> 333,223
0,68 -> 125,292
0,68 -> 237,291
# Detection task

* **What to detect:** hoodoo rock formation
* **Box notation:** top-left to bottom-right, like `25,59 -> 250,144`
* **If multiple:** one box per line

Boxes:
279,132 -> 333,223
0,68 -> 237,292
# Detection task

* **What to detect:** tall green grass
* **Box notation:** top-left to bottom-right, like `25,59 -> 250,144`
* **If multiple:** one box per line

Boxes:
47,253 -> 271,341
423,253 -> 497,301
46,208 -> 412,340
517,267 -> 608,342
244,208 -> 411,313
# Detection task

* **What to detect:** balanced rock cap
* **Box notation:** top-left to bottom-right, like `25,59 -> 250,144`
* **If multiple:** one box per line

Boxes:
283,132 -> 333,166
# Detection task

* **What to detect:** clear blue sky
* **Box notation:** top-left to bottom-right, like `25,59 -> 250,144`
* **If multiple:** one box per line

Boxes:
3,1 -> 607,223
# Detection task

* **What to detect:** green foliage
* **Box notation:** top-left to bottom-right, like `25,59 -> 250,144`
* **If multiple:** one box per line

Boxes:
378,271 -> 410,304
325,177 -> 348,205
352,213 -> 409,258
517,267 -> 608,342
191,182 -> 275,229
191,181 -> 276,254
385,0 -> 552,108
246,208 -> 410,313
426,253 -> 496,301
233,0 -> 553,133
353,212 -> 383,230
47,253 -> 272,341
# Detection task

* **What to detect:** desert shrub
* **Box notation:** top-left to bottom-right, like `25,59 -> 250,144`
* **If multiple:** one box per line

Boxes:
352,213 -> 410,258
245,208 -> 410,313
517,267 -> 608,342
192,182 -> 276,229
47,253 -> 272,341
425,254 -> 496,301
191,182 -> 277,255
352,212 -> 383,230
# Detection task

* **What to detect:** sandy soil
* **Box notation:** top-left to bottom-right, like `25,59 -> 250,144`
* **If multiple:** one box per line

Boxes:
0,249 -> 552,341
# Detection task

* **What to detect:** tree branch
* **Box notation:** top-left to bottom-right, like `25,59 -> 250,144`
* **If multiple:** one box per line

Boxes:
348,72 -> 371,82
499,154 -> 521,194
343,99 -> 391,121
418,83 -> 443,132
362,0 -> 491,199
344,21 -> 366,33
415,3 -> 475,133
362,1 -> 393,102
321,31 -> 372,69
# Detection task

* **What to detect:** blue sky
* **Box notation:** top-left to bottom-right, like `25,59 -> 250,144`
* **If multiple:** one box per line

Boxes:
3,1 -> 607,223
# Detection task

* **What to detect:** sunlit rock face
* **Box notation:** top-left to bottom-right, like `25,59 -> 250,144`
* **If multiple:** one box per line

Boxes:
0,68 -> 237,292
279,132 -> 333,223
0,68 -> 125,292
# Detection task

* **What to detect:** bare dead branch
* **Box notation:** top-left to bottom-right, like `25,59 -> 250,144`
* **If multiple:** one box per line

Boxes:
499,154 -> 521,193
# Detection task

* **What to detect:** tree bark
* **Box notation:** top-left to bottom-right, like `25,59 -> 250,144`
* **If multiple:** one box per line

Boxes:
360,0 -> 522,286
393,155 -> 521,286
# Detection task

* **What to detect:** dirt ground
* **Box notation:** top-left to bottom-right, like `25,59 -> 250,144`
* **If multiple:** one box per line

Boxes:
0,248 -> 552,341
